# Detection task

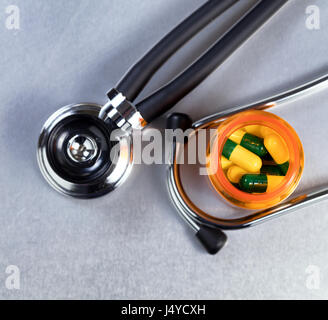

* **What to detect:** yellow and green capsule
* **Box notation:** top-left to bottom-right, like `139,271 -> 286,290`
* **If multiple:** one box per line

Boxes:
221,156 -> 233,170
261,165 -> 284,176
239,174 -> 285,193
264,134 -> 289,175
229,129 -> 268,157
261,153 -> 274,162
244,125 -> 263,138
222,139 -> 262,173
244,125 -> 276,138
227,164 -> 283,184
227,166 -> 248,184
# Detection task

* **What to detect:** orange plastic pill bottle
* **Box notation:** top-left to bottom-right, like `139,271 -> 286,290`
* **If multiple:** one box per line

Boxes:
206,110 -> 304,210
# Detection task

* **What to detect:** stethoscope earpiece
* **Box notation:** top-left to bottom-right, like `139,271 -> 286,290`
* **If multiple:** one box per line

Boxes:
167,113 -> 193,132
196,226 -> 228,255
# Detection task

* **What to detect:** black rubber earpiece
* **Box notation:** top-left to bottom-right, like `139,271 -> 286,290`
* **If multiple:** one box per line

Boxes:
196,226 -> 228,255
166,113 -> 193,131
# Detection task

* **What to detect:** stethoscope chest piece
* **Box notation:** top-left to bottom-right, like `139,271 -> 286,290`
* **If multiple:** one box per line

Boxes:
37,103 -> 133,198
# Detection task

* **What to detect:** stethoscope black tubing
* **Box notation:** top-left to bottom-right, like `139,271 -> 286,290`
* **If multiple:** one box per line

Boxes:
116,0 -> 238,102
136,0 -> 289,123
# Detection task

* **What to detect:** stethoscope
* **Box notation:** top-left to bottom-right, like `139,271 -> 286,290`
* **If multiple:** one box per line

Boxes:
37,0 -> 328,254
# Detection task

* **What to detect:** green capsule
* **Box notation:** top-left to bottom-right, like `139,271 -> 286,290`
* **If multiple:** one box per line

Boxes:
239,174 -> 285,193
278,161 -> 290,176
261,165 -> 284,176
262,153 -> 274,162
229,129 -> 268,157
232,183 -> 241,189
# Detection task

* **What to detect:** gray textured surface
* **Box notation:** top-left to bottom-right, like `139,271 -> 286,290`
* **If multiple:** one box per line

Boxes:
0,0 -> 328,300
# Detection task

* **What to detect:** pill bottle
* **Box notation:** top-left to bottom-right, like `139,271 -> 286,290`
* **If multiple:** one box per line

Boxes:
206,110 -> 304,210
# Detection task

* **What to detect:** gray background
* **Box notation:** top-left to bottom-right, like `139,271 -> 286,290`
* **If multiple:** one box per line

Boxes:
0,0 -> 328,299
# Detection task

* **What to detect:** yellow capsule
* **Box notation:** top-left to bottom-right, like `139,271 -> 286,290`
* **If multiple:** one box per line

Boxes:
230,146 -> 262,173
227,165 -> 248,184
221,156 -> 233,170
266,175 -> 285,192
244,125 -> 263,138
229,129 -> 246,144
244,125 -> 276,138
260,126 -> 276,137
223,139 -> 262,173
264,134 -> 289,165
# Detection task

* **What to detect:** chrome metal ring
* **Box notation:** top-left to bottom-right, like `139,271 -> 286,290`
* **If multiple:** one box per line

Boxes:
37,103 -> 133,198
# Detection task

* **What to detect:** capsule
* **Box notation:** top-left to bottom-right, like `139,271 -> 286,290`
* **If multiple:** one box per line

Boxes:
221,156 -> 233,170
227,163 -> 283,184
222,139 -> 262,173
244,125 -> 276,138
264,134 -> 289,175
227,166 -> 248,184
261,152 -> 274,162
261,165 -> 284,176
244,125 -> 264,138
230,129 -> 268,157
239,174 -> 285,193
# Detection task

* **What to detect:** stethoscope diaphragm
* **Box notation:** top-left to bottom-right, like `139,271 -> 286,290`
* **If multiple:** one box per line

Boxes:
37,103 -> 133,198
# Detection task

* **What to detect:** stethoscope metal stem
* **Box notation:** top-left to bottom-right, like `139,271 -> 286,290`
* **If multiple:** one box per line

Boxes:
235,186 -> 328,230
193,73 -> 328,129
168,141 -> 200,233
